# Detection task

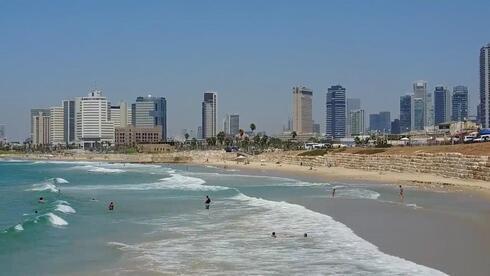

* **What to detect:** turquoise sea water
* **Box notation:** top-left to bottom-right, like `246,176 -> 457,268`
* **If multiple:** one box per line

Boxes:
0,160 -> 446,275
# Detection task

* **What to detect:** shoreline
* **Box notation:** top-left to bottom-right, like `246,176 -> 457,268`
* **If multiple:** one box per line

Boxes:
3,151 -> 490,197
195,158 -> 490,198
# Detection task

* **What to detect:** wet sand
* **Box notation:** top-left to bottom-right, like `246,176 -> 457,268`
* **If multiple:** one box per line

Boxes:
227,166 -> 490,276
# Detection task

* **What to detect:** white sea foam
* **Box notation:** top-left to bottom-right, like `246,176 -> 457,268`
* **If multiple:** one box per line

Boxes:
334,188 -> 380,200
64,173 -> 227,191
109,193 -> 445,275
26,182 -> 59,193
45,213 -> 68,226
14,224 -> 24,231
185,171 -> 328,187
55,204 -> 76,214
72,165 -> 126,173
53,177 -> 69,184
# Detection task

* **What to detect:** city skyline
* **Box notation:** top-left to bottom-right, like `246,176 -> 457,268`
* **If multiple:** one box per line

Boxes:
1,1 -> 488,140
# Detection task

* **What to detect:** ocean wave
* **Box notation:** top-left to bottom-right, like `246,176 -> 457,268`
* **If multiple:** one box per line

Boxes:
64,173 -> 227,192
55,204 -> 76,214
110,192 -> 444,275
25,182 -> 59,193
52,177 -> 70,184
328,188 -> 380,200
184,171 -> 329,187
72,165 -> 126,173
14,224 -> 24,232
44,213 -> 68,226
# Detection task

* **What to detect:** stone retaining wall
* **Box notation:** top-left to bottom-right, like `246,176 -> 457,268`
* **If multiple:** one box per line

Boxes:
251,152 -> 490,181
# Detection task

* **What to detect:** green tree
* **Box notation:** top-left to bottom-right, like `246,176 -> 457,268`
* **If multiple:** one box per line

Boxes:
253,134 -> 261,144
217,131 -> 225,145
260,135 -> 269,148
354,136 -> 361,146
291,131 -> 297,140
250,123 -> 256,133
184,133 -> 190,140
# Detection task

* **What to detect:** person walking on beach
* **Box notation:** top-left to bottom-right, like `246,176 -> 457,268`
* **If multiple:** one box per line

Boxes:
399,185 -> 404,201
108,201 -> 115,211
205,196 -> 211,209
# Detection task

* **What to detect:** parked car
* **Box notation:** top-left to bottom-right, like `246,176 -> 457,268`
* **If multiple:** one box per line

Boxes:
463,135 -> 476,143
480,134 -> 490,142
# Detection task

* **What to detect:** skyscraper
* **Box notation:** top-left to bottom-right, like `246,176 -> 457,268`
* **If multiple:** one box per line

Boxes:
223,114 -> 239,135
75,90 -> 114,147
412,98 -> 425,131
480,44 -> 490,128
110,101 -> 130,128
434,86 -> 452,124
399,95 -> 411,133
326,85 -> 346,139
49,106 -> 64,145
31,108 -> 50,141
313,123 -> 321,134
292,86 -> 313,134
202,92 -> 217,139
413,81 -> 428,127
0,124 -> 5,141
132,96 -> 167,140
62,100 -> 75,144
369,112 -> 391,133
229,114 -> 239,136
32,111 -> 50,145
346,98 -> 361,137
391,119 -> 401,134
452,85 -> 469,121
350,109 -> 365,136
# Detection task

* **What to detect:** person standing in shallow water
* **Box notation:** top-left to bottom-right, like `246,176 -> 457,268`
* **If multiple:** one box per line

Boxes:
399,185 -> 404,201
205,196 -> 211,209
332,188 -> 336,198
108,201 -> 114,211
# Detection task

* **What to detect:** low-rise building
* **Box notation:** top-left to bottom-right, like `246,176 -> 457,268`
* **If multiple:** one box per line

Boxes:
114,126 -> 162,146
136,143 -> 175,153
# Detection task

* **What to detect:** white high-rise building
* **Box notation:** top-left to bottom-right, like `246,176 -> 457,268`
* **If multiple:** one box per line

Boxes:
49,106 -> 64,145
346,98 -> 361,137
110,101 -> 130,128
480,44 -> 490,128
292,86 -> 313,134
349,109 -> 365,136
202,92 -> 217,138
32,111 -> 50,145
75,90 -> 114,147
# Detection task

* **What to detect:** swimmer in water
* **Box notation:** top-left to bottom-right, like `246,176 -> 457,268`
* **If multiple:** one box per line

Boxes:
304,233 -> 308,237
399,185 -> 404,201
38,197 -> 45,204
205,196 -> 211,209
271,232 -> 276,238
108,201 -> 114,211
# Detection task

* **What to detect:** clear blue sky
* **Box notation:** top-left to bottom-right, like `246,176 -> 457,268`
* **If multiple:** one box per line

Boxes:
0,0 -> 488,140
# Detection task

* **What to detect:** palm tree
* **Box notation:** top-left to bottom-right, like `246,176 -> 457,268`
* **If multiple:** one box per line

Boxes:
250,123 -> 256,134
217,131 -> 225,145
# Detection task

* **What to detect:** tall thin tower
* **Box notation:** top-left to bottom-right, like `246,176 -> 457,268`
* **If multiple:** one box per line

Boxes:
480,44 -> 490,128
202,91 -> 217,138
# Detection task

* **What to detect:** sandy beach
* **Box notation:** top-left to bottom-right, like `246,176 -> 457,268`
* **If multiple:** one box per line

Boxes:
195,156 -> 490,195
